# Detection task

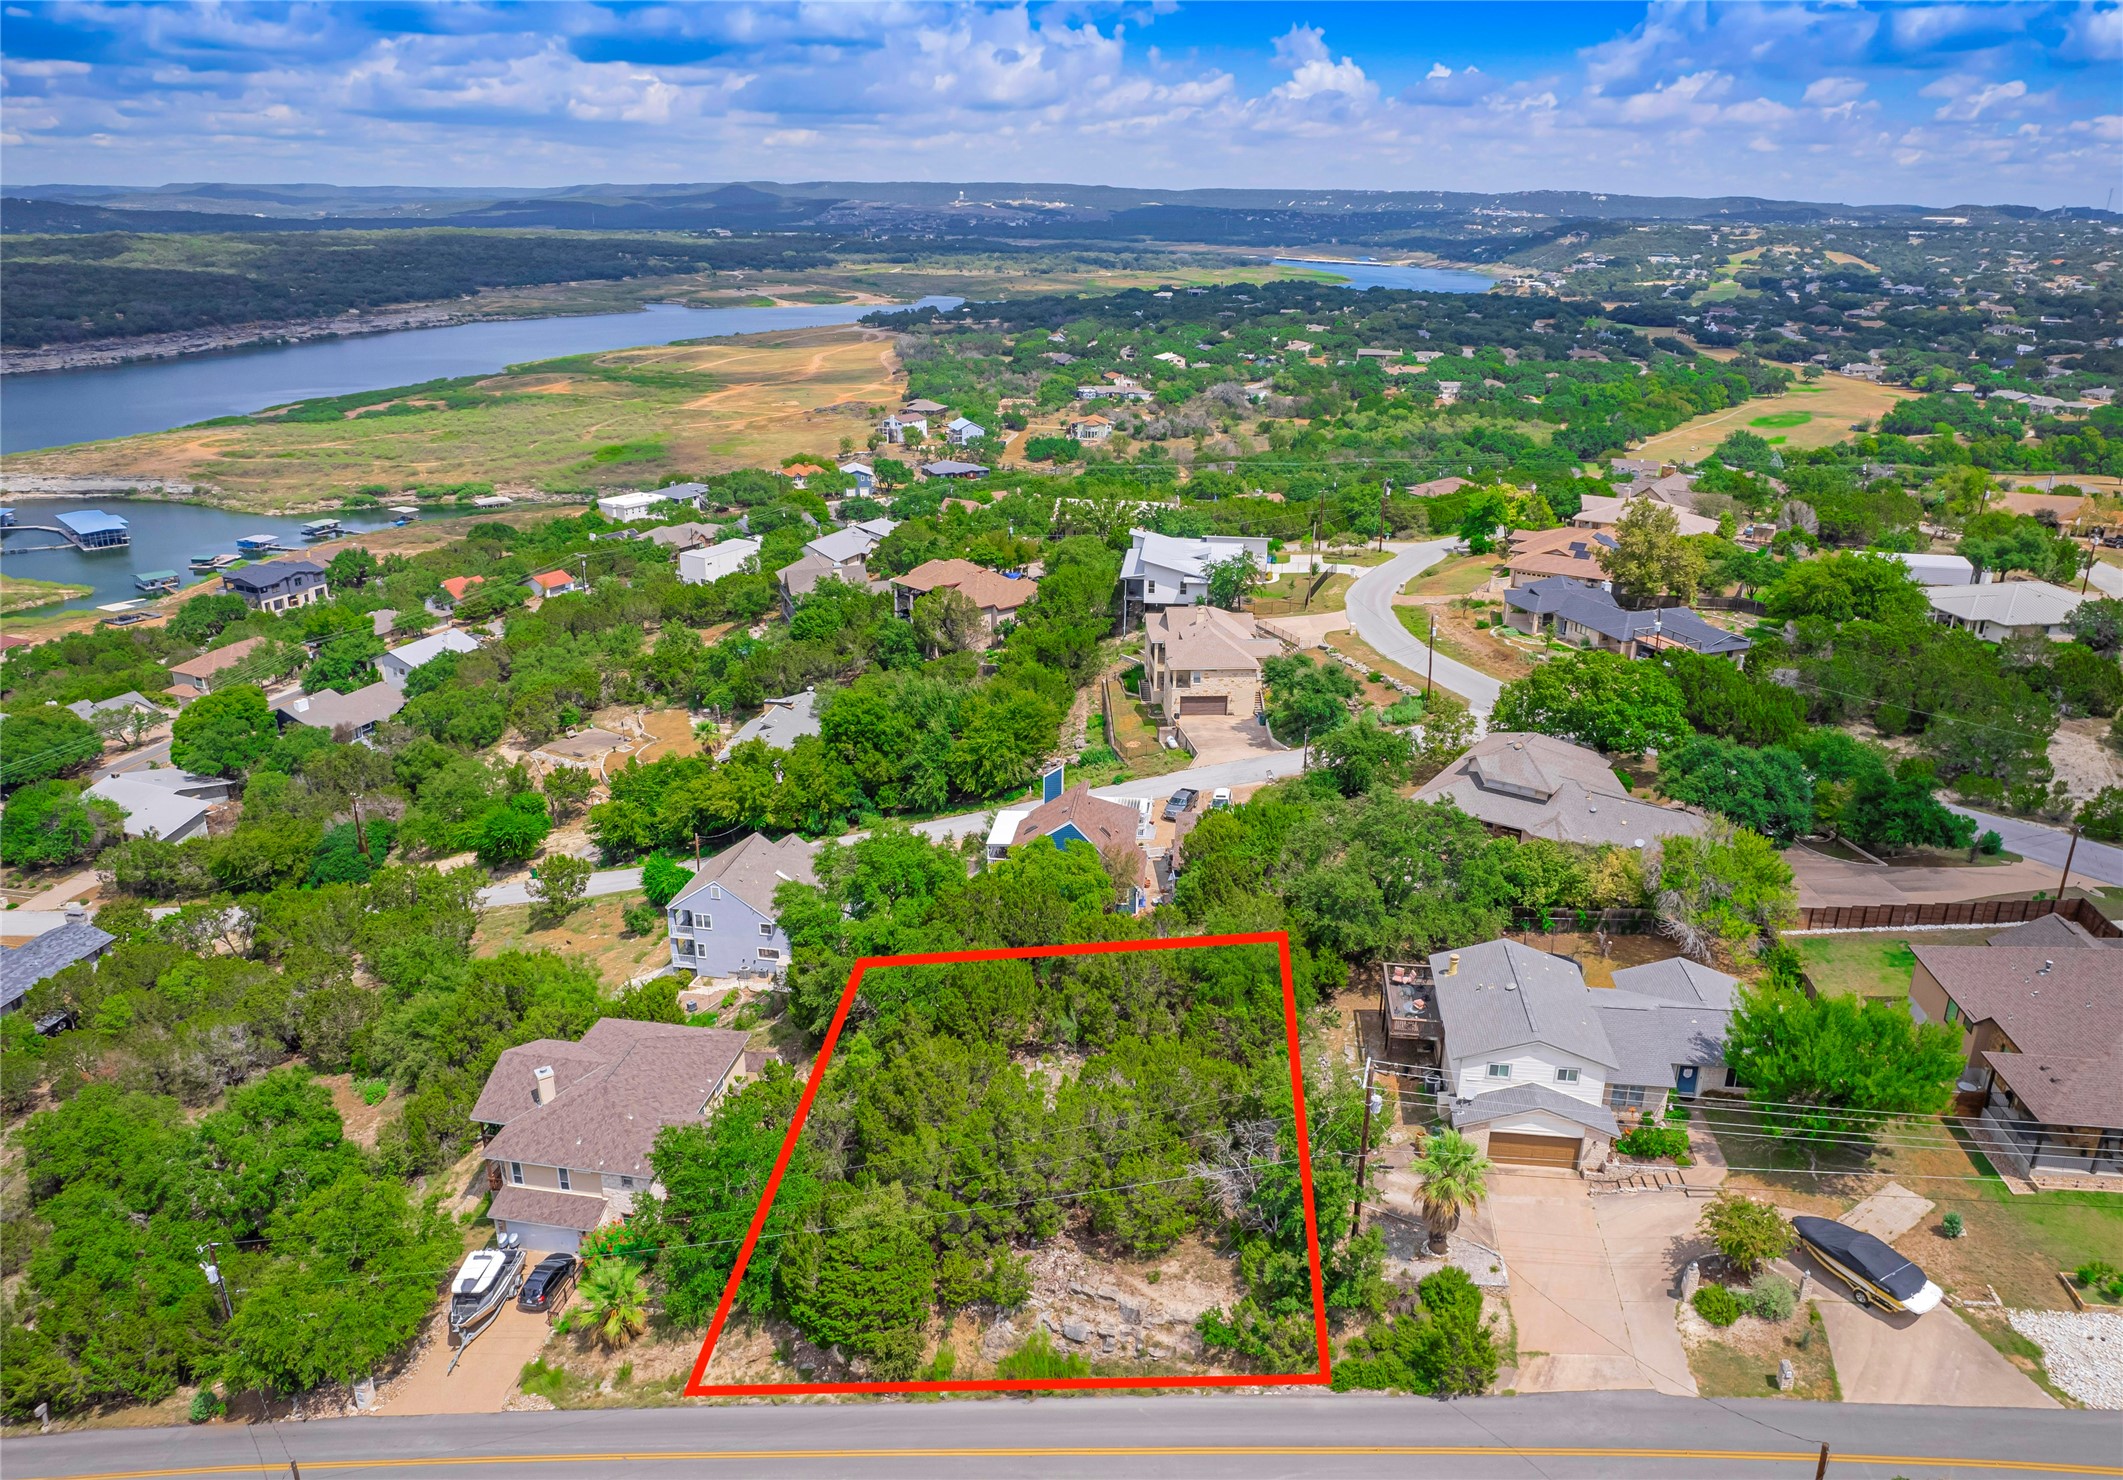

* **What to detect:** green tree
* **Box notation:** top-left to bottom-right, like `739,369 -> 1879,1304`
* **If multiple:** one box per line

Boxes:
542,763 -> 597,821
1957,511 -> 2081,582
0,781 -> 121,866
1648,824 -> 1796,960
1313,713 -> 1416,796
530,852 -> 592,928
1491,650 -> 1690,755
1411,1128 -> 1491,1256
168,592 -> 251,646
1659,736 -> 1813,843
305,631 -> 385,695
911,585 -> 985,655
576,1258 -> 649,1349
0,706 -> 103,788
1723,984 -> 1966,1139
1599,499 -> 1707,604
1697,1193 -> 1795,1279
1261,653 -> 1360,748
170,685 -> 277,778
2068,598 -> 2123,655
779,1183 -> 937,1378
1205,553 -> 1265,611
640,853 -> 695,908
475,793 -> 551,867
1761,552 -> 1928,624
324,546 -> 380,590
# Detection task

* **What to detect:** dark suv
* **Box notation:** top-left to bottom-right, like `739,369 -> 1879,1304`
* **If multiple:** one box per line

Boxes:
517,1252 -> 577,1313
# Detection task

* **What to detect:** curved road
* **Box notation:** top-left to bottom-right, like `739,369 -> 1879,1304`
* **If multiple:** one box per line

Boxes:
1344,539 -> 1505,713
9,1392 -> 2118,1479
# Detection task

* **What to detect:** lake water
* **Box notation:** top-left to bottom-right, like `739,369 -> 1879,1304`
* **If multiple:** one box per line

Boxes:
1,298 -> 957,455
0,497 -> 429,611
1273,257 -> 1495,293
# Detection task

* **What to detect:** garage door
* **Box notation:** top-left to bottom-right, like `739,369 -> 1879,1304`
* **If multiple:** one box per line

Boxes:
1488,1131 -> 1579,1169
499,1221 -> 584,1255
1178,694 -> 1229,715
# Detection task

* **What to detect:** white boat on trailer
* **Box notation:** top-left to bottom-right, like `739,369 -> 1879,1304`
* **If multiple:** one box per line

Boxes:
448,1236 -> 525,1346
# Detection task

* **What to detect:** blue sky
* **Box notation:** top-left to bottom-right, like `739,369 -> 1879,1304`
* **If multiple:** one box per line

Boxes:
3,2 -> 2118,207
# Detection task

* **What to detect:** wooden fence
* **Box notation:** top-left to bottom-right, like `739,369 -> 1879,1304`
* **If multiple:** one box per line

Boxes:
1793,895 -> 2122,937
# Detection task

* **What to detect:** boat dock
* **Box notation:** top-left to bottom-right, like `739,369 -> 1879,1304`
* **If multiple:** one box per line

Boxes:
190,553 -> 240,572
134,570 -> 181,593
302,519 -> 342,539
235,533 -> 282,552
0,508 -> 132,551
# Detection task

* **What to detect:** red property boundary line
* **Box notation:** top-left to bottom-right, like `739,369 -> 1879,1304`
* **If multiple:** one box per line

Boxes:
683,930 -> 1332,1396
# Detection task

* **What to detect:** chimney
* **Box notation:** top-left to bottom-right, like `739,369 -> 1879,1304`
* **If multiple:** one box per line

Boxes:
533,1065 -> 556,1106
63,902 -> 88,926
1447,953 -> 1460,976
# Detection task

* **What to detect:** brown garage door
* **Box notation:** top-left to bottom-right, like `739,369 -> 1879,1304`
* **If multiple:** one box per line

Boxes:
1178,694 -> 1229,715
1488,1131 -> 1579,1168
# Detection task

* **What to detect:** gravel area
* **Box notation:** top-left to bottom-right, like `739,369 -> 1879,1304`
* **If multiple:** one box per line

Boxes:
2007,1309 -> 2123,1409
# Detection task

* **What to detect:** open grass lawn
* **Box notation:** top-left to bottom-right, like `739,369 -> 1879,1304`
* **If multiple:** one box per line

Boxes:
1634,377 -> 1920,463
1749,411 -> 1814,429
8,325 -> 903,511
1706,1104 -> 2123,1309
1400,554 -> 1501,599
1685,1306 -> 1840,1401
1396,602 -> 1541,683
1788,928 -> 1999,999
473,889 -> 667,990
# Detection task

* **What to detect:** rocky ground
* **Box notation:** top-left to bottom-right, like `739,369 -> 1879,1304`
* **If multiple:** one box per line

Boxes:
2007,1309 -> 2123,1409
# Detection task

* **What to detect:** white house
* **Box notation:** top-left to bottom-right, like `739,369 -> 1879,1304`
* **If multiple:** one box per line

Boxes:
945,417 -> 986,445
879,414 -> 928,444
1927,580 -> 2084,642
374,628 -> 481,688
85,769 -> 232,844
1886,552 -> 1982,587
1117,529 -> 1270,629
678,535 -> 763,586
596,490 -> 667,523
1415,939 -> 1737,1171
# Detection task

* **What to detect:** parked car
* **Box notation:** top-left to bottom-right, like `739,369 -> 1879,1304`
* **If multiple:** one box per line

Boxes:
1211,788 -> 1232,809
1163,787 -> 1199,821
516,1252 -> 577,1313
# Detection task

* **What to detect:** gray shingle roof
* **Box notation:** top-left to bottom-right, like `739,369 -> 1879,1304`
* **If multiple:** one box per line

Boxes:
1414,733 -> 1708,849
669,831 -> 819,916
719,691 -> 820,756
1593,992 -> 1732,1085
1428,939 -> 1618,1068
487,1185 -> 609,1232
272,680 -> 405,732
1608,958 -> 1740,1008
1505,578 -> 1750,656
1451,1083 -> 1619,1137
0,922 -> 115,1011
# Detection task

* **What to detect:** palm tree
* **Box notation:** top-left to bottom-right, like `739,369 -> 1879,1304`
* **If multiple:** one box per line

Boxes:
577,1257 -> 649,1349
1412,1128 -> 1492,1256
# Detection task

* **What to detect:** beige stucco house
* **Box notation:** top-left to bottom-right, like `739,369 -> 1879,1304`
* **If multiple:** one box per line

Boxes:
1141,605 -> 1281,720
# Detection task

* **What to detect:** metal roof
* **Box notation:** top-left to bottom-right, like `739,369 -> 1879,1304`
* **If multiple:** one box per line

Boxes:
55,509 -> 128,535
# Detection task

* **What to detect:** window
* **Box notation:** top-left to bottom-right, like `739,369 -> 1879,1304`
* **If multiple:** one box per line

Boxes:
757,947 -> 781,961
1606,1084 -> 1648,1111
1485,1063 -> 1512,1080
709,884 -> 721,900
557,1167 -> 571,1191
508,1162 -> 523,1186
698,915 -> 713,932
1944,999 -> 1960,1024
759,921 -> 774,937
620,1176 -> 635,1190
1554,1067 -> 1580,1084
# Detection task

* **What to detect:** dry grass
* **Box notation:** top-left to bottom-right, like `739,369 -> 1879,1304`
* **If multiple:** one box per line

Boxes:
1397,602 -> 1542,683
473,890 -> 668,990
1251,570 -> 1353,616
6,326 -> 903,511
1401,554 -> 1502,599
1635,379 -> 1922,463
1684,1305 -> 1841,1401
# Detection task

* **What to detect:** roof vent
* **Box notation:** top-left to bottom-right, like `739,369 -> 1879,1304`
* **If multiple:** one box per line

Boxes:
1447,953 -> 1460,976
2039,959 -> 2053,974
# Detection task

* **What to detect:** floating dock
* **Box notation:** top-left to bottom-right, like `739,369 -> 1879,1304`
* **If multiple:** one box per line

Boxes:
134,570 -> 180,592
0,508 -> 131,551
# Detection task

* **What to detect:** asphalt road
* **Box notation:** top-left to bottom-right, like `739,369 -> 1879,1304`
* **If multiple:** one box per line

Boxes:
11,1392 -> 2119,1479
1948,803 -> 2123,888
1344,539 -> 1505,712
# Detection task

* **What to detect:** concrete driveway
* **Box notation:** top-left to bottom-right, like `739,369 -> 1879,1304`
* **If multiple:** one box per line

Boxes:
1802,1256 -> 2057,1408
379,1303 -> 554,1416
1176,711 -> 1285,766
1486,1173 -> 1699,1396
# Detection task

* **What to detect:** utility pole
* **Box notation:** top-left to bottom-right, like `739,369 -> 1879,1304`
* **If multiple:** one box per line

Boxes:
1426,613 -> 1438,699
198,1244 -> 234,1322
2059,824 -> 2081,899
1351,1061 -> 1378,1235
1814,1441 -> 1830,1480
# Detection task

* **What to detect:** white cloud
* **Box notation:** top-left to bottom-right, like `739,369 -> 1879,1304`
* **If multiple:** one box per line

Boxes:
1923,74 -> 2033,121
2063,3 -> 2123,61
1266,25 -> 1376,104
1803,77 -> 1866,107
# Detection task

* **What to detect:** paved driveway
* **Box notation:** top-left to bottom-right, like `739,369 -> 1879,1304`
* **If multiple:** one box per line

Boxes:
1487,1173 -> 1699,1396
1176,711 -> 1285,766
378,1303 -> 554,1416
1802,1255 -> 2057,1408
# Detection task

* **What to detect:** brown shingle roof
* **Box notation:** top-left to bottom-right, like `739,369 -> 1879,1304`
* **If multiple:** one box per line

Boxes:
169,636 -> 264,681
1012,784 -> 1153,889
478,1019 -> 750,1178
895,558 -> 1038,614
1146,605 -> 1278,674
489,1185 -> 609,1232
1914,945 -> 2123,1125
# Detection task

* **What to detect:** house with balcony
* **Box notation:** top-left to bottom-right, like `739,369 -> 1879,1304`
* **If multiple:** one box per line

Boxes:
1117,529 -> 1270,630
664,832 -> 819,981
1413,732 -> 1708,848
222,560 -> 328,614
1140,604 -> 1281,720
472,1018 -> 751,1252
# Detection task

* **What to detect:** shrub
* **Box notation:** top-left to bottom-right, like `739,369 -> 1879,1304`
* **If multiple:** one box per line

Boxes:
1940,1211 -> 1964,1239
622,902 -> 664,938
2077,1259 -> 2122,1299
1693,1285 -> 1742,1327
188,1389 -> 224,1424
1698,1194 -> 1795,1279
1743,1273 -> 1797,1323
1976,830 -> 2004,856
996,1329 -> 1090,1381
359,1078 -> 390,1107
1615,1125 -> 1690,1161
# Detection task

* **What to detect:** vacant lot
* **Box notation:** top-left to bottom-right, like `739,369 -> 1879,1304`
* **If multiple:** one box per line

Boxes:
1401,553 -> 1500,599
474,891 -> 666,989
1635,378 -> 1920,463
5,326 -> 903,511
1251,569 -> 1351,616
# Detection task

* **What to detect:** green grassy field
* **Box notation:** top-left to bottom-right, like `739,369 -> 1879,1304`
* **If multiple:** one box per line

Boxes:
0,574 -> 93,615
1749,410 -> 1814,429
1788,929 -> 2001,998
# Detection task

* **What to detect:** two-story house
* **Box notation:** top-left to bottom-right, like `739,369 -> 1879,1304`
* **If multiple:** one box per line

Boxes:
1141,604 -> 1281,719
222,560 -> 328,614
891,558 -> 1039,643
665,832 -> 819,980
473,1018 -> 752,1252
1116,529 -> 1270,630
374,629 -> 480,688
1405,939 -> 1737,1171
983,784 -> 1159,913
167,636 -> 266,697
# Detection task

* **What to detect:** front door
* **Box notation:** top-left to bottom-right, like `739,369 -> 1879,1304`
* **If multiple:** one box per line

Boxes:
1673,1064 -> 1699,1095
